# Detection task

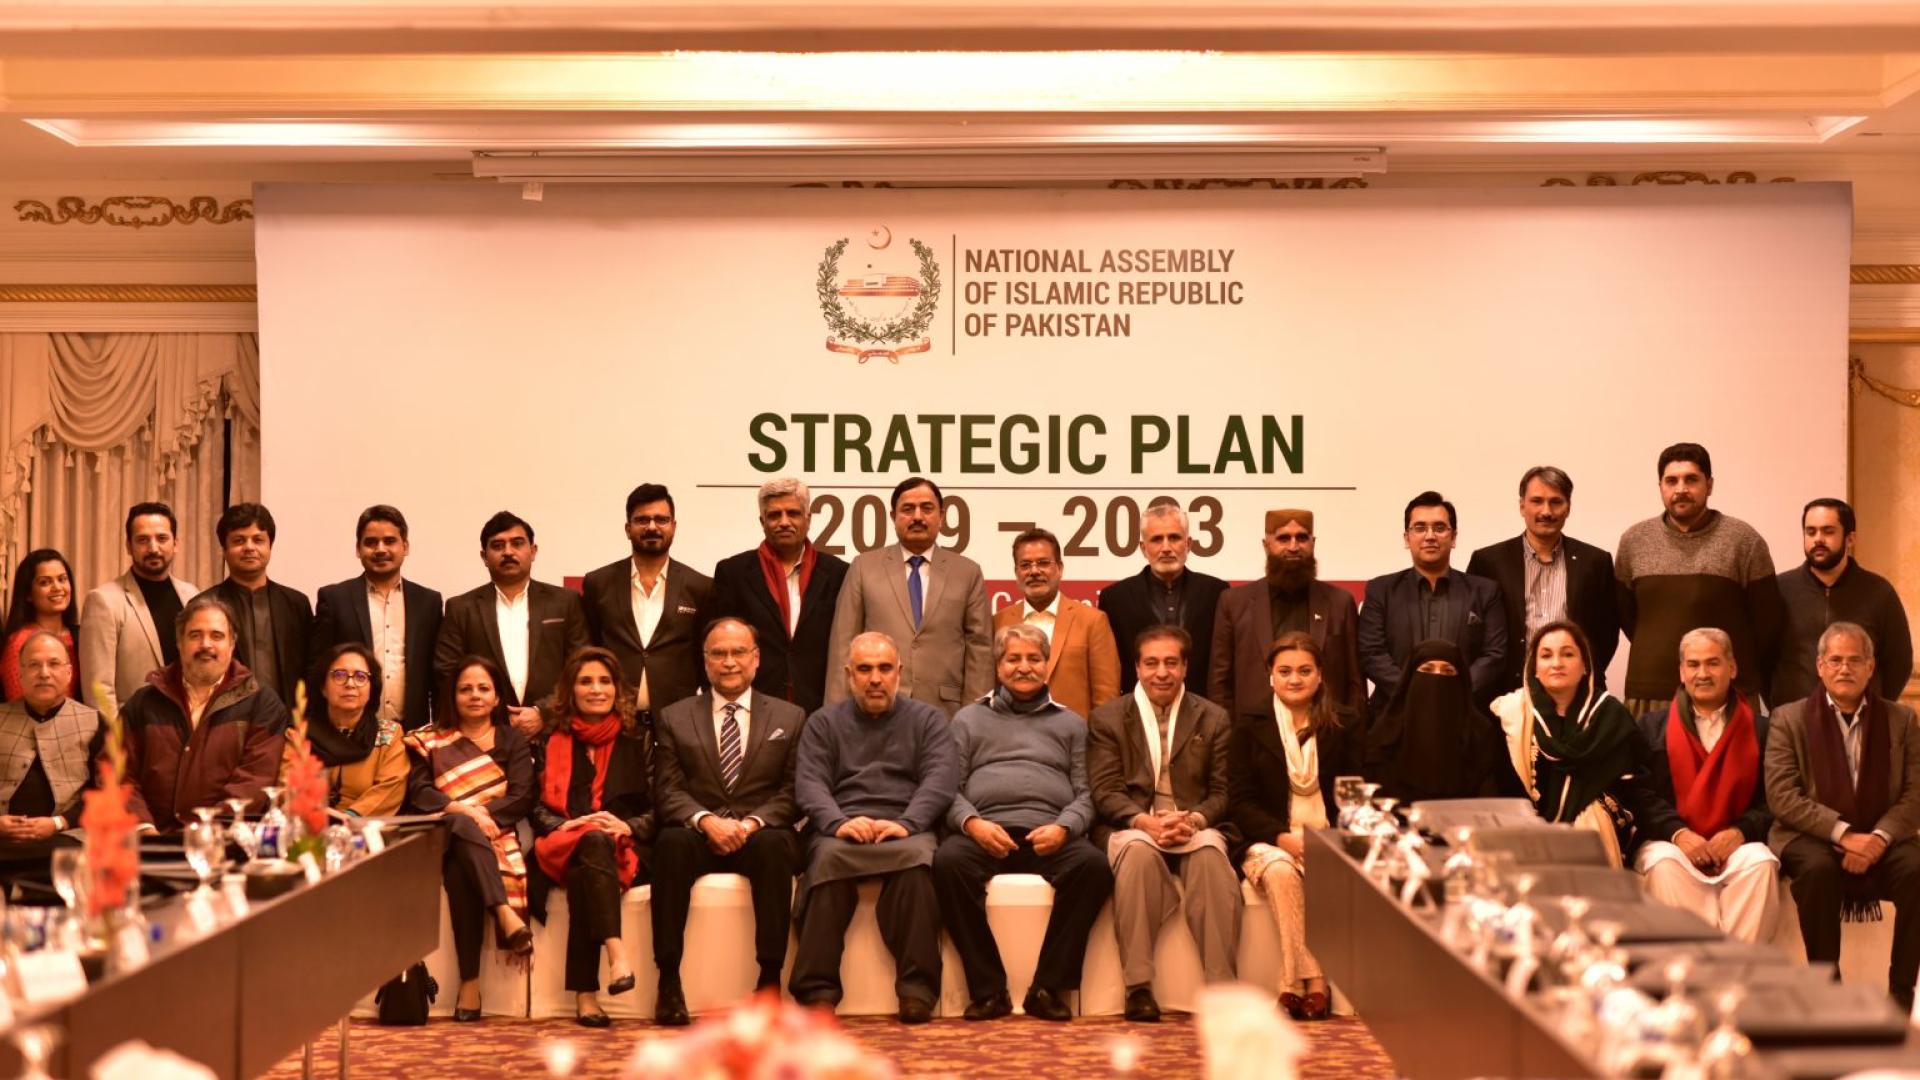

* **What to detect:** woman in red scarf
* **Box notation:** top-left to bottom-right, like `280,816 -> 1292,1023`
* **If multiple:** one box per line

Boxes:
529,646 -> 653,1026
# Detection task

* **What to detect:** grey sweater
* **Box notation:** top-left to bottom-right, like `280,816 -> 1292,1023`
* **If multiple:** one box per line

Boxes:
945,694 -> 1094,837
794,696 -> 959,838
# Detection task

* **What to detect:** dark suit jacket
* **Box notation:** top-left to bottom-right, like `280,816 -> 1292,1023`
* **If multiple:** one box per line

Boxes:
582,557 -> 714,710
433,580 -> 590,710
1466,534 -> 1620,695
1085,691 -> 1237,851
1358,567 -> 1508,712
195,579 -> 313,709
310,576 -> 444,730
652,690 -> 807,832
1098,566 -> 1229,695
1208,579 -> 1365,720
1226,702 -> 1359,861
709,547 -> 848,715
528,729 -> 654,842
1627,701 -> 1771,854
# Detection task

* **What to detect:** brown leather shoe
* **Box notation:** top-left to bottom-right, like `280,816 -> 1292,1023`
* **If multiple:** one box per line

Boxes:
1302,991 -> 1331,1020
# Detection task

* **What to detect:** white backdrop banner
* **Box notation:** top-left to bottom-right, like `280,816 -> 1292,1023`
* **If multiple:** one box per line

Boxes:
255,182 -> 1849,611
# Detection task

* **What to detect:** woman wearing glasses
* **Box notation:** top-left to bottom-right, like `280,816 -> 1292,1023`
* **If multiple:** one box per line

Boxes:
300,642 -> 408,817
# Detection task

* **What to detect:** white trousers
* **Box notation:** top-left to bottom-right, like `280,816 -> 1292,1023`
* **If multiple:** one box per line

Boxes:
1635,839 -> 1781,943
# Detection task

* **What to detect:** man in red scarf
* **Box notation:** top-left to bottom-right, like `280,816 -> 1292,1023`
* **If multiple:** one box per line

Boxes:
1767,622 -> 1920,1012
1626,627 -> 1779,941
709,479 -> 848,714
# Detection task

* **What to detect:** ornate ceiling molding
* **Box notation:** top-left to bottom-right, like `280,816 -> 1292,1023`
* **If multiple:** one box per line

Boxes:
13,196 -> 254,228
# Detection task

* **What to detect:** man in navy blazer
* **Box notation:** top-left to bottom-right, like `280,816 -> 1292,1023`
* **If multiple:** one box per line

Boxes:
1358,491 -> 1508,711
1465,466 -> 1620,696
309,505 -> 443,730
708,478 -> 848,714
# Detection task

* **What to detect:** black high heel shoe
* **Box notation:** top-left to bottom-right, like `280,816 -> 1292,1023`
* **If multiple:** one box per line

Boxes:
606,972 -> 636,997
576,1009 -> 611,1028
453,1007 -> 483,1023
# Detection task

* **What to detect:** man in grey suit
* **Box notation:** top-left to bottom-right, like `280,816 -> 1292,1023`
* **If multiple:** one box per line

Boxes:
79,502 -> 198,713
824,476 -> 991,716
650,617 -> 806,1025
582,483 -> 714,729
1767,621 -> 1920,1011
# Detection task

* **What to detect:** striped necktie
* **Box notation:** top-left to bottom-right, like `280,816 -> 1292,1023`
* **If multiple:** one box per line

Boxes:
719,702 -> 743,791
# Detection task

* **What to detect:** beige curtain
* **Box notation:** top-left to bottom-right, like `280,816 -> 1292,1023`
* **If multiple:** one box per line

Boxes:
0,331 -> 260,602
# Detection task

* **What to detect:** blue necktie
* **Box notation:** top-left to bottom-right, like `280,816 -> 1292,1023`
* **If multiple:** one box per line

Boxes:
907,554 -> 927,630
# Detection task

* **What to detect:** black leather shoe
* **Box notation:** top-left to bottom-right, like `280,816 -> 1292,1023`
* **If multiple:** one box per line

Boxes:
755,968 -> 783,992
576,1009 -> 611,1028
963,990 -> 1013,1021
606,972 -> 636,997
897,996 -> 934,1024
655,978 -> 691,1026
452,1007 -> 483,1023
1124,985 -> 1161,1023
1021,986 -> 1073,1022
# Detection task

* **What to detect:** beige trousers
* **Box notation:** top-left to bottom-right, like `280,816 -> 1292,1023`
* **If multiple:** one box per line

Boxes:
1246,845 -> 1321,993
1637,839 -> 1781,944
1110,839 -> 1241,988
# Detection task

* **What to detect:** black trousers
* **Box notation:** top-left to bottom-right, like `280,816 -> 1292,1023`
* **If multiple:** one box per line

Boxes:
443,815 -> 508,981
1781,833 -> 1920,1003
932,829 -> 1112,1001
788,867 -> 941,1007
562,831 -> 650,993
650,825 -> 797,981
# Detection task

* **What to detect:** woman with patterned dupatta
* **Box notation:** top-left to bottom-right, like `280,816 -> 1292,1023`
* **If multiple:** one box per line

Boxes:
528,646 -> 653,1027
405,655 -> 535,1021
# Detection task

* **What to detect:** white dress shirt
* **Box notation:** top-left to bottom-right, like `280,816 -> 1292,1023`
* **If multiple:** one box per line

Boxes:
494,584 -> 531,704
781,559 -> 803,637
1021,594 -> 1060,643
367,577 -> 408,723
1693,704 -> 1726,754
630,561 -> 668,709
691,691 -> 762,828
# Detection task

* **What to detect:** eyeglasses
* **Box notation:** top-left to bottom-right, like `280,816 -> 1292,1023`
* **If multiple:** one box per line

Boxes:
327,669 -> 372,687
629,515 -> 674,527
1820,656 -> 1871,670
1015,560 -> 1058,573
21,660 -> 70,674
704,647 -> 757,661
1407,523 -> 1454,536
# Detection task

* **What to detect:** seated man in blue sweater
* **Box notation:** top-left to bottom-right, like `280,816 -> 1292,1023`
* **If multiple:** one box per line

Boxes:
932,624 -> 1113,1022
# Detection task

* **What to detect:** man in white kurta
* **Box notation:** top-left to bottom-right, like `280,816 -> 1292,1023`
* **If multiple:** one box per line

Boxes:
1629,627 -> 1779,942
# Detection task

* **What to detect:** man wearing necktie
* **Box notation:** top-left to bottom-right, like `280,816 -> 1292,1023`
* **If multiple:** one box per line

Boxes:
825,476 -> 992,716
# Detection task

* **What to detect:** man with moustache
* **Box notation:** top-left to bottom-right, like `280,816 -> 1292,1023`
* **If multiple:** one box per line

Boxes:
1772,498 -> 1912,707
651,618 -> 808,1024
1100,501 -> 1229,695
826,476 -> 991,716
1467,466 -> 1620,695
80,502 -> 198,713
1358,491 -> 1508,711
0,632 -> 103,863
1616,443 -> 1784,718
990,527 -> 1121,719
583,484 -> 714,729
435,512 -> 590,735
311,505 -> 444,730
1209,509 -> 1364,717
790,632 -> 959,1022
115,595 -> 290,830
194,503 -> 313,708
708,478 -> 848,713
1766,623 -> 1920,1011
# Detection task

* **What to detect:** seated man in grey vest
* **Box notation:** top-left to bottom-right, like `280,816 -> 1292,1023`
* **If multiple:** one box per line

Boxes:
0,631 -> 103,876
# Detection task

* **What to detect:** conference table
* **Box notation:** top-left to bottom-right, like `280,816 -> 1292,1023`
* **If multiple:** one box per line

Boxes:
0,828 -> 443,1079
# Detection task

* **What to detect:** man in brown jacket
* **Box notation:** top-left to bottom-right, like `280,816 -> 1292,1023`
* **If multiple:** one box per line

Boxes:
991,528 -> 1121,719
1087,625 -> 1239,1022
1208,508 -> 1364,719
115,595 -> 290,832
1766,621 -> 1920,1010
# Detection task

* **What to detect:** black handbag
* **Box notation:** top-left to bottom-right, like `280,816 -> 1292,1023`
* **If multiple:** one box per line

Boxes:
374,962 -> 437,1025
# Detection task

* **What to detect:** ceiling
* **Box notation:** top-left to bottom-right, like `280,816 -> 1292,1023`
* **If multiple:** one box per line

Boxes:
4,1 -> 1920,182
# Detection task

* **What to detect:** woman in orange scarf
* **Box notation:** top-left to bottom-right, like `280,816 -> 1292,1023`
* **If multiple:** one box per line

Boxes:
529,647 -> 653,1026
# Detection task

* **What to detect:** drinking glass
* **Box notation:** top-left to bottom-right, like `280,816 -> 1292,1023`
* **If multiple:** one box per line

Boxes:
257,786 -> 287,860
183,820 -> 224,892
224,796 -> 258,861
49,848 -> 85,912
1697,986 -> 1758,1078
1333,775 -> 1368,829
8,1022 -> 61,1080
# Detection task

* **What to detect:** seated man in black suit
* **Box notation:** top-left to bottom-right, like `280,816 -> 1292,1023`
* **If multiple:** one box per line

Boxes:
708,478 -> 848,714
1465,466 -> 1619,697
650,617 -> 807,1024
1099,500 -> 1228,696
310,505 -> 443,730
581,483 -> 713,730
1358,491 -> 1507,711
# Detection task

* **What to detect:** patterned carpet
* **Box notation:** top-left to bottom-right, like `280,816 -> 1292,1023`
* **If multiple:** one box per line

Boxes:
262,1014 -> 1395,1079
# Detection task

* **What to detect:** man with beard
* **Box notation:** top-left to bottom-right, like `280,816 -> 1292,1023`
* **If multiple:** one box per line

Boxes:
1616,443 -> 1784,718
990,527 -> 1120,719
1771,498 -> 1911,707
1358,492 -> 1508,711
1467,466 -> 1620,696
1100,501 -> 1228,696
1208,509 -> 1363,717
708,478 -> 848,713
80,502 -> 198,713
435,511 -> 590,735
583,483 -> 713,729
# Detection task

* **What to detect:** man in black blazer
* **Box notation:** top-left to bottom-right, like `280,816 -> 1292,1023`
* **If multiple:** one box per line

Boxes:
1465,466 -> 1620,696
310,505 -> 444,730
1099,501 -> 1228,695
193,503 -> 312,708
581,484 -> 713,727
1358,491 -> 1508,711
650,618 -> 807,1024
434,511 -> 590,735
708,478 -> 848,714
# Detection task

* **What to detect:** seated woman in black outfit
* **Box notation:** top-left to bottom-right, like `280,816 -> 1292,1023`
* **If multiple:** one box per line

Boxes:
1363,638 -> 1519,804
404,655 -> 535,1021
529,646 -> 653,1027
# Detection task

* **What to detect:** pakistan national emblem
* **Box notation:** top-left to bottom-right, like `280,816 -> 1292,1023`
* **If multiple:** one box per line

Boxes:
817,226 -> 941,363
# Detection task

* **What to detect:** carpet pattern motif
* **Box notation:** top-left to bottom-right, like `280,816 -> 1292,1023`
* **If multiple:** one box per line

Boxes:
263,1015 -> 1395,1079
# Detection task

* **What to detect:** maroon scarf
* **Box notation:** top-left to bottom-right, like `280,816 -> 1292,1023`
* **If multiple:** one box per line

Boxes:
1666,693 -> 1759,838
757,541 -> 818,646
533,715 -> 639,885
1806,691 -> 1893,835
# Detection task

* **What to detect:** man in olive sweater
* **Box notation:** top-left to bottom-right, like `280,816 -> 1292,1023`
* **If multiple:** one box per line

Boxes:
1772,498 -> 1912,707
